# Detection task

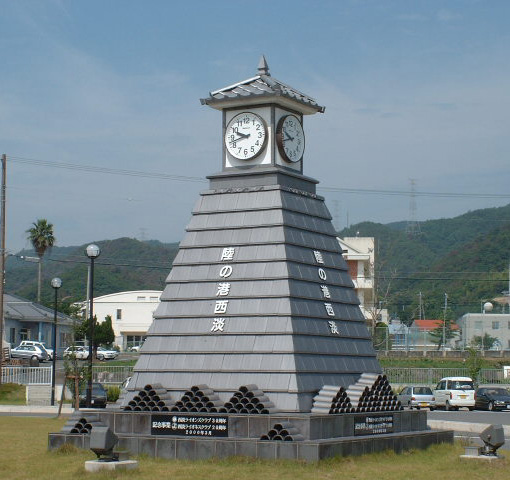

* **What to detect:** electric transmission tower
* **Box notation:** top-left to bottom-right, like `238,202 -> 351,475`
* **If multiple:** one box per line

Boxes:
405,178 -> 422,238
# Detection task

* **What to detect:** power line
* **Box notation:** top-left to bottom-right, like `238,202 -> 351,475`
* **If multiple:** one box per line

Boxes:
9,154 -> 510,199
9,155 -> 207,184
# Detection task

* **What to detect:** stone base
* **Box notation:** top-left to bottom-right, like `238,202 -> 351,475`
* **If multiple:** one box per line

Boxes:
460,454 -> 504,462
49,410 -> 453,462
84,460 -> 139,472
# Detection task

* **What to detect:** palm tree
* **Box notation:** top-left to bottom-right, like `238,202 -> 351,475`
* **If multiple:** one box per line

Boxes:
26,219 -> 55,302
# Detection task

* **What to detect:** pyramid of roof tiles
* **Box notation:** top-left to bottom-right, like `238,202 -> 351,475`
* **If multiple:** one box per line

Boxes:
124,165 -> 382,412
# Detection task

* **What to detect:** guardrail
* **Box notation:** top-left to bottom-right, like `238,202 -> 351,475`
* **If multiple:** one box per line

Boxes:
1,366 -> 52,385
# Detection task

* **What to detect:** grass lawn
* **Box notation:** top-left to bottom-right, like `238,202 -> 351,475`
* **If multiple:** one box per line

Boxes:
0,383 -> 25,405
1,416 -> 510,480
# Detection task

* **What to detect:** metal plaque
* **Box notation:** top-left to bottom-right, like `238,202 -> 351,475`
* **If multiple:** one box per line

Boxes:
151,414 -> 228,437
353,414 -> 394,436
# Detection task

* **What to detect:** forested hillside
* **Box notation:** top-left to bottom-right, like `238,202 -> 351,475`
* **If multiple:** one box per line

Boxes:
6,238 -> 179,307
339,204 -> 510,323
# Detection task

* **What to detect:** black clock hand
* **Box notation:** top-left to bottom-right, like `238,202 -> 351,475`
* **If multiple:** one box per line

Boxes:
228,134 -> 250,145
284,131 -> 294,142
236,131 -> 250,139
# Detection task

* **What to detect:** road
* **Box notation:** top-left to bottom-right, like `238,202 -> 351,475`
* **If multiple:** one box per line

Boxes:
428,408 -> 510,426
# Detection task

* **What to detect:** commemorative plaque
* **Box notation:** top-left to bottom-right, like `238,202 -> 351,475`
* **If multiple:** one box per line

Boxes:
353,414 -> 394,436
151,414 -> 228,437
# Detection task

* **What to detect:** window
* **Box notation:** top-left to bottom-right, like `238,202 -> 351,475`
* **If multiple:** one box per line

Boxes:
20,328 -> 29,341
137,296 -> 146,301
492,321 -> 500,330
116,309 -> 122,320
507,321 -> 510,329
150,296 -> 159,302
474,321 -> 482,330
9,327 -> 15,344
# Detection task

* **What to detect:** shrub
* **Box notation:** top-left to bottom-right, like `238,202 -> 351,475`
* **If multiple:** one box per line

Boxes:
107,385 -> 121,403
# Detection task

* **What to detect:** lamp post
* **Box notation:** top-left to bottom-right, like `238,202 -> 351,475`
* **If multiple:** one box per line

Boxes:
50,277 -> 62,406
85,244 -> 100,408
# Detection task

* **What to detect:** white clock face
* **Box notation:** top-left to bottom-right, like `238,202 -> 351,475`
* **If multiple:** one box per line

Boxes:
276,114 -> 305,163
225,112 -> 267,160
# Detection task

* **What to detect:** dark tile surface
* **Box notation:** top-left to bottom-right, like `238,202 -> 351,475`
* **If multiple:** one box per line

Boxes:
215,440 -> 236,459
176,439 -> 196,460
133,413 -> 151,434
196,440 -> 216,459
230,416 -> 249,438
236,440 -> 257,458
114,413 -> 134,434
257,441 -> 277,459
156,438 -> 176,459
139,437 -> 156,457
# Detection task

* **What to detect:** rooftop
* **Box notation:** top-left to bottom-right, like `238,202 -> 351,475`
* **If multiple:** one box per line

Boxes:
200,56 -> 325,115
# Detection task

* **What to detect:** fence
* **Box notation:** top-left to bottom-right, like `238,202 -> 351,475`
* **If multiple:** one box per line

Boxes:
92,365 -> 134,385
1,366 -> 52,385
385,367 -> 510,386
2,365 -> 508,388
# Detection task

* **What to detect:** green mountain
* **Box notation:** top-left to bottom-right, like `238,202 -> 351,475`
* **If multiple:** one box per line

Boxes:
6,237 -> 180,306
339,204 -> 510,322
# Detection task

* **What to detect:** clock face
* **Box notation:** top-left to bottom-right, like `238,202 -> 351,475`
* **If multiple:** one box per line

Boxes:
225,112 -> 267,160
276,114 -> 305,163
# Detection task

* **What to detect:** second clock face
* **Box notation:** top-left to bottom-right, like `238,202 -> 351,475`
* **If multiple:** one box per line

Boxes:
225,112 -> 267,160
276,114 -> 305,163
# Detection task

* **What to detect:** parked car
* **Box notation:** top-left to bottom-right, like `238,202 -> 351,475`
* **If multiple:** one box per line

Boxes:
475,387 -> 510,411
63,346 -> 89,360
19,340 -> 54,360
96,346 -> 119,361
10,344 -> 48,362
434,376 -> 475,411
78,382 -> 108,408
397,386 -> 435,410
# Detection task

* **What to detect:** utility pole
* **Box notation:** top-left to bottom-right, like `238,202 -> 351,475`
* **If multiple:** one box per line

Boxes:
442,293 -> 448,350
0,154 -> 6,383
418,291 -> 424,320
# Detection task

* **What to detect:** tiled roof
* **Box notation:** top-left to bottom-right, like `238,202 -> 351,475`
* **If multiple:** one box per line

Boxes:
413,319 -> 459,331
4,293 -> 73,324
201,56 -> 325,115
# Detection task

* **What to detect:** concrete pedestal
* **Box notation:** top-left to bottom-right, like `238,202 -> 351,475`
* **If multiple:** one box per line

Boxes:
49,410 -> 453,462
84,460 -> 138,472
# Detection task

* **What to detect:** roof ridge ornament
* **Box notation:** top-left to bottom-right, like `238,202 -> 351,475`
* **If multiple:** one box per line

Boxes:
258,55 -> 270,76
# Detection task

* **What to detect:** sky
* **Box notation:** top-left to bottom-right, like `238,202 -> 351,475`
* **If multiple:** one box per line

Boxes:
1,0 -> 509,253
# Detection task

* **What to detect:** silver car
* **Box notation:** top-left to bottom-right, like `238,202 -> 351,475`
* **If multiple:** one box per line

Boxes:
10,344 -> 48,362
397,385 -> 435,410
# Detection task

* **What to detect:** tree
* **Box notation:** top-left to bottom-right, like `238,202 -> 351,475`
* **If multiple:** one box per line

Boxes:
429,317 -> 459,350
470,333 -> 498,351
465,347 -> 485,386
95,315 -> 115,348
26,219 -> 55,302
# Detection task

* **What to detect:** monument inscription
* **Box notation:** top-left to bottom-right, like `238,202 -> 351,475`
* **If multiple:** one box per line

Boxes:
151,414 -> 229,437
353,414 -> 394,436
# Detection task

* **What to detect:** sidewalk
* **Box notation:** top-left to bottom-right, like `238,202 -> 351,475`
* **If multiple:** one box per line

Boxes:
0,404 -> 75,414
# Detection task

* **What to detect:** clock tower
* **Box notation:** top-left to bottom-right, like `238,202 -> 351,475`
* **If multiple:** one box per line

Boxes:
125,57 -> 383,413
201,56 -> 324,174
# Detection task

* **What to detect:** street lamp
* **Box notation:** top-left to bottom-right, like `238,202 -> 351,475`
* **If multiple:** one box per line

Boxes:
50,277 -> 62,406
85,244 -> 100,408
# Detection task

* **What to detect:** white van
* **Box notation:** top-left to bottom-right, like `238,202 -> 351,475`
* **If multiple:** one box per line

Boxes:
434,376 -> 475,411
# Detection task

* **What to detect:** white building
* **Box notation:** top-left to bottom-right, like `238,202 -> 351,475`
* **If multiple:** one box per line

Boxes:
338,237 -> 388,324
90,290 -> 161,351
458,312 -> 510,350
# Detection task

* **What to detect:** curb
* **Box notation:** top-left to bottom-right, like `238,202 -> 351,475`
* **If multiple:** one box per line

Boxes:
428,419 -> 510,436
0,405 -> 75,414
